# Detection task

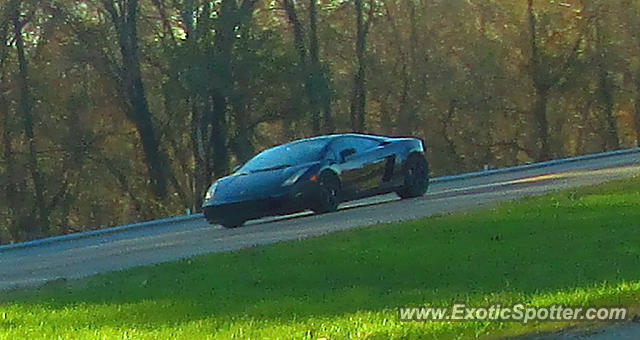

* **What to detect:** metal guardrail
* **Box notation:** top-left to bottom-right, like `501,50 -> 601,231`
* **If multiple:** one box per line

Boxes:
0,213 -> 204,253
1,147 -> 639,253
431,147 -> 640,183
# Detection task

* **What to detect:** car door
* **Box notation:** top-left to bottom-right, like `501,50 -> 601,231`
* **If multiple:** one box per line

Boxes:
333,136 -> 389,198
349,137 -> 397,194
328,138 -> 358,199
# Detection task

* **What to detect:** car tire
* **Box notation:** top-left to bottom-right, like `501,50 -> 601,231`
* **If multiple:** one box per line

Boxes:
396,154 -> 429,199
219,220 -> 245,229
312,173 -> 340,214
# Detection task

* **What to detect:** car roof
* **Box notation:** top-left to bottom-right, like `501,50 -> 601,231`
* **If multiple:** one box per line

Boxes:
268,134 -> 394,153
257,133 -> 396,158
291,133 -> 389,144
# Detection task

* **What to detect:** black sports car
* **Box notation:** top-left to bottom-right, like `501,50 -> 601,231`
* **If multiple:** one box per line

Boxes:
202,133 -> 429,228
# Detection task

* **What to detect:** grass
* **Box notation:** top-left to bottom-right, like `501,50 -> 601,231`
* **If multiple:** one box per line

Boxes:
2,177 -> 640,339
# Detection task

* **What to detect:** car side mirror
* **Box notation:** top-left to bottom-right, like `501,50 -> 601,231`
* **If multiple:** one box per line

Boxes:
340,148 -> 357,162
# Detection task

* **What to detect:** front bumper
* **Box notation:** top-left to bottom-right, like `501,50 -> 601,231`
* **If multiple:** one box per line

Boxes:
202,185 -> 315,223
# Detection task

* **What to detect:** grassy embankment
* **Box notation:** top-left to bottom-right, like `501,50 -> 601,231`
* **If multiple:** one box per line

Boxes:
1,177 -> 640,339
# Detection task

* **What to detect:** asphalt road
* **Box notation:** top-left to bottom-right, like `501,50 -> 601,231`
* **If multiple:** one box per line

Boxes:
508,322 -> 640,340
1,152 -> 639,291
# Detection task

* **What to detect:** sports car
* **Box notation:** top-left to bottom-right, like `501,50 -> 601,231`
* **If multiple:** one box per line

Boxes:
202,133 -> 429,228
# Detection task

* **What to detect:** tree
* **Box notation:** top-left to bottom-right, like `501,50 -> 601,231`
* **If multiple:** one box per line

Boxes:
281,0 -> 333,134
161,0 -> 258,209
621,0 -> 640,144
0,9 -> 24,242
525,0 -> 585,161
349,0 -> 373,132
100,0 -> 171,199
308,0 -> 334,133
3,0 -> 640,244
11,0 -> 49,237
592,6 -> 619,150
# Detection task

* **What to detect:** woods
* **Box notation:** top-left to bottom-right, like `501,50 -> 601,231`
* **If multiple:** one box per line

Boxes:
1,0 -> 640,244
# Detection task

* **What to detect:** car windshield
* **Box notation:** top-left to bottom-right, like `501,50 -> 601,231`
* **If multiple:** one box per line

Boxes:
240,139 -> 328,172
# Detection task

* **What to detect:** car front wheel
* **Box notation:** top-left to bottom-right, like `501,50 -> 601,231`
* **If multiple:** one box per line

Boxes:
312,173 -> 340,214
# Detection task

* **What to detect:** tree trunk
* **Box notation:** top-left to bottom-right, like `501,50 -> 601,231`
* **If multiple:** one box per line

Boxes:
210,92 -> 230,177
98,153 -> 147,219
308,0 -> 321,134
183,0 -> 256,208
230,68 -> 255,163
350,0 -> 367,132
0,21 -> 22,242
308,0 -> 334,134
442,101 -> 465,171
180,1 -> 210,211
635,77 -> 640,146
123,0 -> 168,199
282,0 -> 320,134
191,98 -> 209,212
532,88 -> 551,161
283,0 -> 307,67
396,67 -> 413,135
399,1 -> 419,136
208,0 -> 241,178
595,16 -> 619,150
233,122 -> 255,164
13,8 -> 49,238
384,1 -> 410,135
527,0 -> 551,161
599,70 -> 619,150
108,0 -> 169,199
525,0 -> 585,160
575,98 -> 594,154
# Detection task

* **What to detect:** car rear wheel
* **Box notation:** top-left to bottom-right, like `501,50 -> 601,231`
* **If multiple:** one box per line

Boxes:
312,173 -> 340,214
218,219 -> 245,229
397,154 -> 429,199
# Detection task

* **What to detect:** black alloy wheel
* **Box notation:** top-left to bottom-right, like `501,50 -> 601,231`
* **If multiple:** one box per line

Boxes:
312,174 -> 340,214
397,155 -> 429,199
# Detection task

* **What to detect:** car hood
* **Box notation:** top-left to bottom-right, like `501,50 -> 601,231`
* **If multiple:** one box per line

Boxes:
210,163 -> 317,203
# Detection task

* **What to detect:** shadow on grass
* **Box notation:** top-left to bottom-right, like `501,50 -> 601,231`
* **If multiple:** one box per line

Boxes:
3,180 -> 640,334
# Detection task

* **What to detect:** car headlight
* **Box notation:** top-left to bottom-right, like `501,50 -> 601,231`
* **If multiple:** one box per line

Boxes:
204,182 -> 218,202
282,168 -> 308,187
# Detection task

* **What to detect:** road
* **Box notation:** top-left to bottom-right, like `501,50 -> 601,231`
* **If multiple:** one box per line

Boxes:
1,152 -> 639,291
508,322 -> 640,340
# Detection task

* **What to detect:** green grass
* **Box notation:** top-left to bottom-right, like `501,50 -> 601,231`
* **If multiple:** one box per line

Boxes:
2,177 -> 640,339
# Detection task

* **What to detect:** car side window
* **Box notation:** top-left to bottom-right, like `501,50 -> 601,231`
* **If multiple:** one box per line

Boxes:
328,138 -> 349,162
325,144 -> 339,163
344,137 -> 379,154
329,137 -> 380,162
